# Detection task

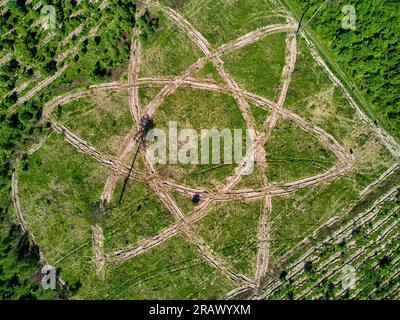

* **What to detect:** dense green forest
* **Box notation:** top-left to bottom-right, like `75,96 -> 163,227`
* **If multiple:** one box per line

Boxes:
0,0 -> 158,299
283,0 -> 400,141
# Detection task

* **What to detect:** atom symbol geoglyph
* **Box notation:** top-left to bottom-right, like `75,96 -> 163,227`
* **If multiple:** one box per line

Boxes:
19,1 -> 353,297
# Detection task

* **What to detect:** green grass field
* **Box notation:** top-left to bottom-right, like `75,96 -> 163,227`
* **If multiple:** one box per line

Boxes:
265,118 -> 337,184
195,199 -> 262,278
11,0 -> 399,300
169,189 -> 198,215
167,0 -> 287,47
153,87 -> 247,190
223,32 -> 287,101
139,11 -> 202,78
194,61 -> 225,84
55,90 -> 133,157
102,179 -> 174,252
17,134 -> 110,291
139,85 -> 165,110
77,235 -> 236,299
249,103 -> 271,130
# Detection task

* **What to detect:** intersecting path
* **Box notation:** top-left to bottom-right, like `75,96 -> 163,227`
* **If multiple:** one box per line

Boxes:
14,0 -> 362,297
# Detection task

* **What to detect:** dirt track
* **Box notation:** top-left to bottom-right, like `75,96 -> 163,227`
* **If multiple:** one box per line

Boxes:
92,224 -> 106,276
299,31 -> 400,162
42,3 -> 349,288
100,24 -> 142,206
256,185 -> 399,300
254,28 -> 297,288
11,171 -> 27,232
11,0 -> 400,298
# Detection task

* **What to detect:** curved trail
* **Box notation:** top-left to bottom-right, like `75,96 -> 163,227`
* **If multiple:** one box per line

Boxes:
50,119 -> 347,202
138,146 -> 256,287
50,122 -> 144,180
12,167 -> 70,294
145,0 -> 256,131
45,24 -> 350,286
109,224 -> 181,262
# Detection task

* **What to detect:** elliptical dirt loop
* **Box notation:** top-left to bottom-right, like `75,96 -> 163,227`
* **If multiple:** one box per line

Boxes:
41,1 -> 350,291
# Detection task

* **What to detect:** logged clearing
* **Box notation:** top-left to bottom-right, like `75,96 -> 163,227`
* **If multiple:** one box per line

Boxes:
12,0 -> 399,300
